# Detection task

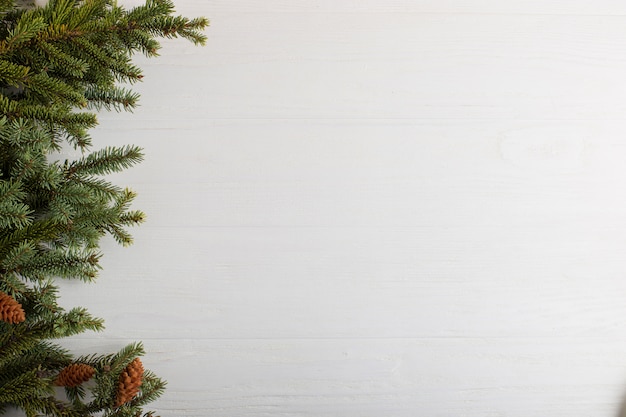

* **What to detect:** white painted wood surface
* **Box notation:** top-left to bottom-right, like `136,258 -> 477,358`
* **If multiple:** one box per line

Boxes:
48,1 -> 626,416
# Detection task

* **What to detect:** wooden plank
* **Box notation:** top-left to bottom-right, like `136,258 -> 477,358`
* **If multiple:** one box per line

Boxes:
85,120 -> 626,228
38,1 -> 626,416
52,116 -> 626,360
60,337 -> 626,417
57,218 -> 626,340
97,11 -> 626,121
167,0 -> 626,16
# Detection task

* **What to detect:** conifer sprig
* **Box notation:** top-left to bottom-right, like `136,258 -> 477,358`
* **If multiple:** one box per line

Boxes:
67,145 -> 144,177
0,0 -> 208,415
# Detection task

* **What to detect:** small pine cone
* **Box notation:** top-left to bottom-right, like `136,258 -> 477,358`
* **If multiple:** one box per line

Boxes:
0,292 -> 25,324
55,364 -> 96,387
114,358 -> 144,407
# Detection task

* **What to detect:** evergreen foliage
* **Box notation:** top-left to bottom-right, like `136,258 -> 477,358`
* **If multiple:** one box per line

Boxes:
0,0 -> 207,415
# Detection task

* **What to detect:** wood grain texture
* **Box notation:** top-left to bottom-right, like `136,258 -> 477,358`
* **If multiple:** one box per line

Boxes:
37,1 -> 626,416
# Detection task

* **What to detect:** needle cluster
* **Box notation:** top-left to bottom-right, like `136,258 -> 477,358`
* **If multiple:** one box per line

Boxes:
0,1 -> 207,416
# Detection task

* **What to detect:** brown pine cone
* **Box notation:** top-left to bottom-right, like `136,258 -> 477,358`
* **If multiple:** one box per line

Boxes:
55,364 -> 96,387
114,357 -> 144,406
0,291 -> 25,324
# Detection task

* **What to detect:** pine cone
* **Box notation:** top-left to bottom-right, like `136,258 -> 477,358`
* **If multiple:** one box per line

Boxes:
55,364 -> 96,387
0,291 -> 25,324
115,358 -> 144,406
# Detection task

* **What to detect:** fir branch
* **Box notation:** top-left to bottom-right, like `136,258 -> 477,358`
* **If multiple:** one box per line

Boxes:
118,210 -> 145,227
0,219 -> 63,262
154,15 -> 209,46
0,179 -> 26,201
25,280 -> 61,316
13,395 -> 83,417
24,71 -> 86,106
52,307 -> 105,337
27,162 -> 63,190
125,0 -> 176,25
18,249 -> 101,282
115,26 -> 160,57
109,342 -> 145,375
0,341 -> 71,383
0,240 -> 35,272
0,199 -> 31,227
0,327 -> 38,367
0,0 -> 14,14
0,271 -> 29,296
40,0 -> 76,26
63,0 -> 108,30
0,369 -> 51,403
128,371 -> 166,407
0,1 -> 208,413
68,175 -> 122,199
105,222 -> 133,246
46,197 -> 74,223
38,40 -> 89,78
0,95 -> 98,129
114,187 -> 137,212
84,84 -> 139,112
0,179 -> 31,228
0,59 -> 30,87
66,145 -> 143,177
71,36 -> 143,83
0,118 -> 53,151
0,16 -> 47,54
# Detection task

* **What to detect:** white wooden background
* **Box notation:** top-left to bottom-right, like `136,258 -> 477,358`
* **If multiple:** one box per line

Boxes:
50,0 -> 626,416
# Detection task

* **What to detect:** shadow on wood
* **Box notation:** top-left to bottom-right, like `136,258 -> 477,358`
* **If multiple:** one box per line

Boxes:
617,392 -> 626,417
